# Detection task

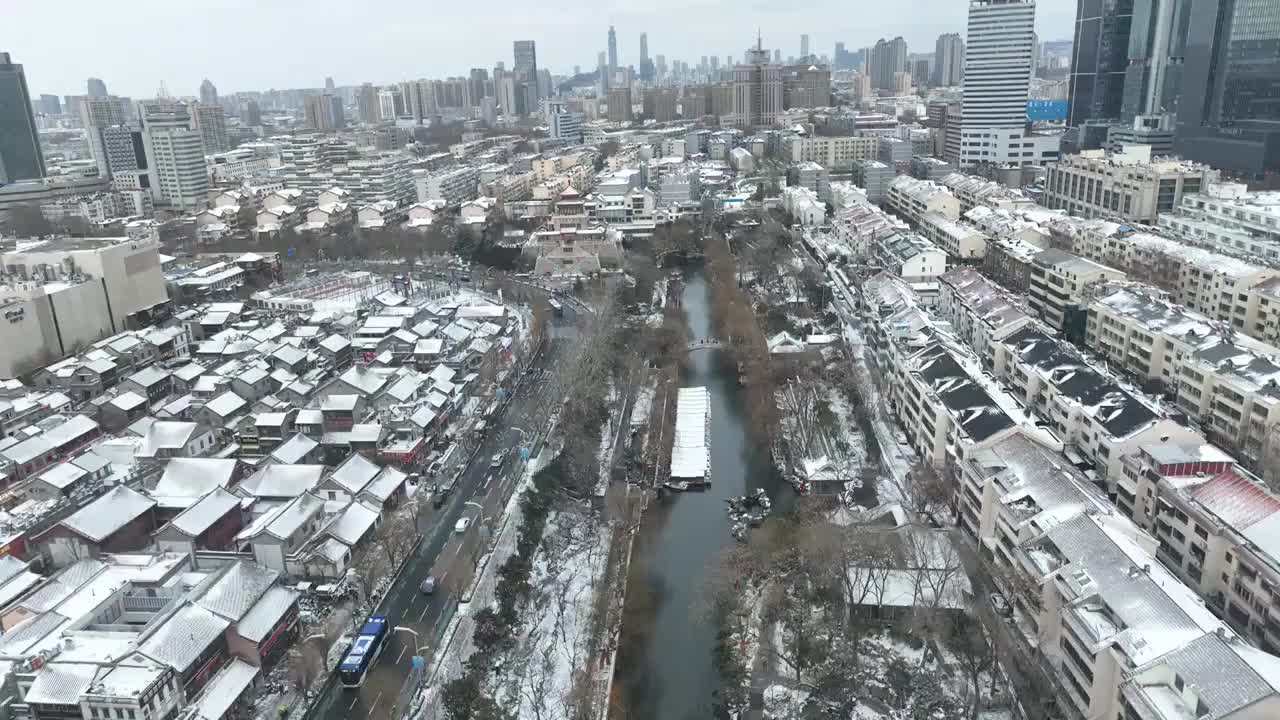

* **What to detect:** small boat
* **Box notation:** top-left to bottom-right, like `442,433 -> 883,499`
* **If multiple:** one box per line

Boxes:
663,481 -> 690,492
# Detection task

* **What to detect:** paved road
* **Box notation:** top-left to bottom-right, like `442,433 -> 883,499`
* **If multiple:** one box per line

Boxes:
310,310 -> 576,720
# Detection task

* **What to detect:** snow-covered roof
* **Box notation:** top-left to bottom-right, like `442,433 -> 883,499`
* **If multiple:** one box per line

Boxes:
205,390 -> 247,418
139,604 -> 230,671
238,464 -> 324,499
270,433 -> 319,464
153,458 -> 237,502
360,467 -> 406,502
21,662 -> 96,705
168,486 -> 242,537
109,391 -> 147,411
326,501 -> 379,546
671,386 -> 710,479
60,486 -> 155,542
235,585 -> 298,643
187,659 -> 260,720
328,453 -> 381,494
319,334 -> 351,353
196,561 -> 280,621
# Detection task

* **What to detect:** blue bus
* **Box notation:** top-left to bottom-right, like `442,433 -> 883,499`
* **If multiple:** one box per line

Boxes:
339,615 -> 389,688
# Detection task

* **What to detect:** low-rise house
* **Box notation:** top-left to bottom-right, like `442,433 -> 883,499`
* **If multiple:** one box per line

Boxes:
154,486 -> 245,554
35,486 -> 158,566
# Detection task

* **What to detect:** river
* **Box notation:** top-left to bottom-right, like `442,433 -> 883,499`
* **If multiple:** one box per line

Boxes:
613,270 -> 792,720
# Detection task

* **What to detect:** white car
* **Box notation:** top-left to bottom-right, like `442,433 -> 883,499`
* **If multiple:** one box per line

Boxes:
454,517 -> 472,534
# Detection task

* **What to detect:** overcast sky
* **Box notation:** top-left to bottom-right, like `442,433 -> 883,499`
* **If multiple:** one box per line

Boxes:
3,0 -> 1076,98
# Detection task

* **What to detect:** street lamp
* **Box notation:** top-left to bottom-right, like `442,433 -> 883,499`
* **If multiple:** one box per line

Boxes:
394,626 -> 431,657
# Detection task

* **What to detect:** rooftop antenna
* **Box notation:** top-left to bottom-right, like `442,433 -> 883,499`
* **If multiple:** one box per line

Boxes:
757,29 -> 763,52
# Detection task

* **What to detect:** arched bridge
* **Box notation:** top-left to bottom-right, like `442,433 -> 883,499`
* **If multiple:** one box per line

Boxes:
687,338 -> 724,352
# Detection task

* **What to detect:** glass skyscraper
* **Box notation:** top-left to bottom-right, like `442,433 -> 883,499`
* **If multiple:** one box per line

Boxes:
0,52 -> 46,183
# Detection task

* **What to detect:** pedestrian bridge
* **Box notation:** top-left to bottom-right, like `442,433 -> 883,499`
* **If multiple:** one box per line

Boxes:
687,338 -> 724,352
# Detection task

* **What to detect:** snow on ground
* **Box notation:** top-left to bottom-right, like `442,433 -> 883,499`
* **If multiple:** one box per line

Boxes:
499,511 -> 611,720
594,382 -> 620,498
763,684 -> 810,719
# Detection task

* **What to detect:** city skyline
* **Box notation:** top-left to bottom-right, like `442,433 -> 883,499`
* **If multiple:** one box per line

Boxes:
5,0 -> 1076,98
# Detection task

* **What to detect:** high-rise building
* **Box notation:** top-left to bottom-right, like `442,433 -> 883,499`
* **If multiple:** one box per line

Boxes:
933,33 -> 964,86
304,94 -> 345,131
1066,0 -> 1133,127
0,52 -> 46,183
80,96 -> 129,128
513,40 -> 538,100
94,125 -> 148,178
868,37 -> 908,90
1173,0 -> 1280,178
640,33 -> 653,82
37,94 -> 61,115
86,77 -> 107,97
730,37 -> 783,129
1118,0 -> 1183,123
140,102 -> 207,211
192,103 -> 229,153
356,83 -> 380,124
240,99 -> 262,126
199,78 -> 218,106
656,54 -> 667,81
324,76 -> 336,92
469,68 -> 489,104
597,51 -> 609,92
643,88 -> 676,121
782,63 -> 832,109
801,34 -> 810,59
608,26 -> 618,82
608,86 -> 633,123
958,0 -> 1048,167
546,99 -> 584,142
773,49 -> 782,64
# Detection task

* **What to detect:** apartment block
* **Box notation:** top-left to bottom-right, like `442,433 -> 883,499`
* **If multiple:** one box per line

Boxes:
954,431 -> 1280,720
1060,221 -> 1278,339
936,267 -> 1032,365
830,201 -> 908,260
917,211 -> 987,261
885,175 -> 961,225
989,324 -> 1200,483
1086,287 -> 1280,469
1027,249 -> 1125,337
783,134 -> 879,168
940,171 -> 1037,212
1158,183 -> 1280,262
874,231 -> 947,283
412,165 -> 479,206
851,160 -> 896,202
1042,145 -> 1216,223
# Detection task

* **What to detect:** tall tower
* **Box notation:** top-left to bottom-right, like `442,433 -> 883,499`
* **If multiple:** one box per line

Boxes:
801,34 -> 810,59
932,33 -> 965,86
607,26 -> 618,81
0,52 -> 46,183
199,78 -> 218,105
86,77 -> 108,97
640,33 -> 651,81
513,40 -> 539,105
1066,0 -> 1134,127
958,0 -> 1037,166
140,102 -> 208,211
731,35 -> 782,129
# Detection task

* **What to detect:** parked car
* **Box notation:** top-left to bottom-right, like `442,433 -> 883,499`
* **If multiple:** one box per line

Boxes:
490,453 -> 504,469
420,576 -> 438,594
989,591 -> 1013,618
455,517 -> 472,534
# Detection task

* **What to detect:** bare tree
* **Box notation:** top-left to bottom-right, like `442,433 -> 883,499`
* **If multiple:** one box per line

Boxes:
374,511 -> 419,568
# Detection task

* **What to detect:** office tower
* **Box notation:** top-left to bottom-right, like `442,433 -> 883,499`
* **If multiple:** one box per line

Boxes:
378,90 -> 399,121
640,33 -> 653,81
607,87 -> 632,122
912,59 -> 931,88
240,99 -> 262,126
730,37 -> 783,129
958,0 -> 1041,167
1174,0 -> 1280,177
598,51 -> 610,92
782,63 -> 832,109
94,125 -> 147,178
1066,0 -> 1133,127
199,78 -> 218,105
933,33 -> 964,86
547,99 -> 584,142
80,95 -> 129,128
537,69 -> 552,103
192,103 -> 229,153
140,102 -> 207,211
480,97 -> 498,126
469,68 -> 489,103
37,94 -> 61,115
773,49 -> 782,64
304,94 -> 345,130
1118,0 -> 1185,123
643,88 -> 676,121
325,76 -> 335,92
868,37 -> 908,90
801,34 -> 810,58
356,83 -> 380,123
608,26 -> 618,80
0,52 -> 45,183
513,40 -> 538,103
86,77 -> 108,97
